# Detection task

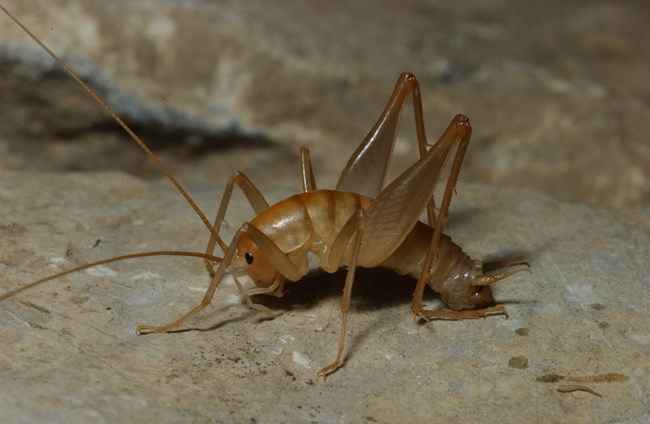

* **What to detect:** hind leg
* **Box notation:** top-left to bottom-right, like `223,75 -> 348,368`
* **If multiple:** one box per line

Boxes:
300,147 -> 317,192
420,306 -> 508,320
336,72 -> 438,226
419,261 -> 530,321
410,118 -> 472,320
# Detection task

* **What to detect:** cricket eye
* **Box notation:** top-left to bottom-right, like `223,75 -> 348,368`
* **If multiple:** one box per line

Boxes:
244,252 -> 254,265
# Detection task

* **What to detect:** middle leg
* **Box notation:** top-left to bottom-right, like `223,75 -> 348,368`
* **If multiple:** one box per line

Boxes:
318,209 -> 366,378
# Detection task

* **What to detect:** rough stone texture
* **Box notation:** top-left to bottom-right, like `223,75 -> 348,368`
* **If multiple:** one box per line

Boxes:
1,1 -> 649,422
0,171 -> 649,423
0,0 -> 648,207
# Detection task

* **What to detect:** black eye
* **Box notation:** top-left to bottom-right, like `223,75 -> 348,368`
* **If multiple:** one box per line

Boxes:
244,252 -> 254,265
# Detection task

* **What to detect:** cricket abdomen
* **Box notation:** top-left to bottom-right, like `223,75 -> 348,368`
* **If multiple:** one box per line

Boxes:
379,222 -> 492,310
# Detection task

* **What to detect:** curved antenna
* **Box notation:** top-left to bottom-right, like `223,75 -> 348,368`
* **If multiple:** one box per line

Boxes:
0,5 -> 227,252
0,251 -> 223,301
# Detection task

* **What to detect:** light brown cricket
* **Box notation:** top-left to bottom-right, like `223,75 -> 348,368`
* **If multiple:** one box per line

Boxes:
0,4 -> 528,377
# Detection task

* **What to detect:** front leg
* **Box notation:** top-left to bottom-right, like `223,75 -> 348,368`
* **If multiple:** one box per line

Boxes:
138,223 -> 301,335
204,171 -> 270,276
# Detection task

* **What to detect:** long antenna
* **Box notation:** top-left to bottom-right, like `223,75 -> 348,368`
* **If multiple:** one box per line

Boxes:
0,4 -> 227,252
0,251 -> 223,301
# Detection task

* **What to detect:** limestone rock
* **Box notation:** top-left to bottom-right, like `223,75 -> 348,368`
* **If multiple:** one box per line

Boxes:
0,170 -> 648,422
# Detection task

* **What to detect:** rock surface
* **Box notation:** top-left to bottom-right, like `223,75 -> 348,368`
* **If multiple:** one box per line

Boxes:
0,0 -> 648,208
0,171 -> 648,423
1,1 -> 649,422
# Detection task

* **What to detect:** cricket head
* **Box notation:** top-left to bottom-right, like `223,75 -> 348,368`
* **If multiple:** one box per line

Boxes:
235,234 -> 282,288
